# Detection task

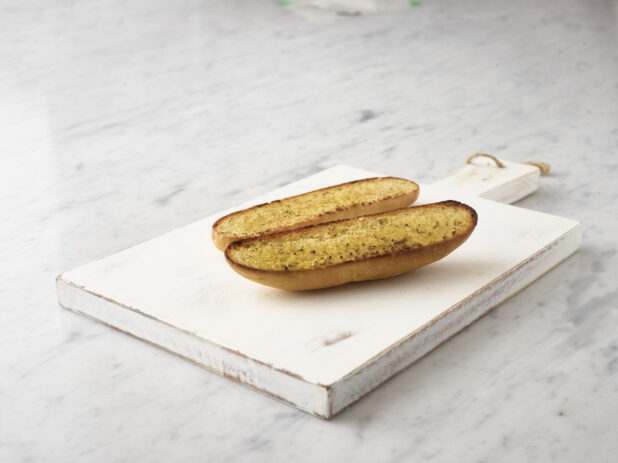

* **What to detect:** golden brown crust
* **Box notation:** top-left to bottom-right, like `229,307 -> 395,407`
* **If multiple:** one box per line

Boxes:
224,201 -> 478,290
211,177 -> 420,251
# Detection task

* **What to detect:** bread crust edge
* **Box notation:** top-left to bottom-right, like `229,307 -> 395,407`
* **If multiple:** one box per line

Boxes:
211,177 -> 420,251
224,201 -> 478,291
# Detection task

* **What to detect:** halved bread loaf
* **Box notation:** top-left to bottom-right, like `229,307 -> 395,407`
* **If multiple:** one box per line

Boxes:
212,177 -> 419,251
225,200 -> 478,290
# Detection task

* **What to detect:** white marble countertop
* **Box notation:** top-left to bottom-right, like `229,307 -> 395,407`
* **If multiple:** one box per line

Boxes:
1,0 -> 617,461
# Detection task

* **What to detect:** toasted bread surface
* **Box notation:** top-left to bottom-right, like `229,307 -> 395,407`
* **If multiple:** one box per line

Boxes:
212,177 -> 419,250
225,201 -> 478,290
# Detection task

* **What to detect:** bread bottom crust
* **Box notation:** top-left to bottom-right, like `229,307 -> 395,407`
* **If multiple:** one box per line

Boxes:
226,228 -> 473,291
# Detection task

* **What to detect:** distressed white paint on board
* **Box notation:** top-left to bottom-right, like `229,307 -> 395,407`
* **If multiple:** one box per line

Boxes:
433,158 -> 541,203
56,163 -> 581,419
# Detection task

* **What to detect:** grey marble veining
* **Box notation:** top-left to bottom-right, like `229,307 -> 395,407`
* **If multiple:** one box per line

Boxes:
1,0 -> 617,461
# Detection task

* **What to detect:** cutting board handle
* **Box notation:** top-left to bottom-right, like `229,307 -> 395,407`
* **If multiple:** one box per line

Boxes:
432,155 -> 548,204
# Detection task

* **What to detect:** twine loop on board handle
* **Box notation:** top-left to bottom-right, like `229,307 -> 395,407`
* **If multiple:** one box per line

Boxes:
466,153 -> 504,168
466,153 -> 551,176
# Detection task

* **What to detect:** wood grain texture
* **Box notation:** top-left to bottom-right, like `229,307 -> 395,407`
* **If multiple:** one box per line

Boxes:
56,165 -> 581,418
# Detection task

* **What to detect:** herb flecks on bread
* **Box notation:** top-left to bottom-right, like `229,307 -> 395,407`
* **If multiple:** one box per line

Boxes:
225,201 -> 478,290
212,177 -> 419,251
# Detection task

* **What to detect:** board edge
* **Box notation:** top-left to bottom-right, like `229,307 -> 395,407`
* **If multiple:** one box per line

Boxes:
55,277 -> 332,419
327,223 -> 582,417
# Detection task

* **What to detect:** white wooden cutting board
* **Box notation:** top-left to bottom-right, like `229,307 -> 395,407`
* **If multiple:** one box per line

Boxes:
56,160 -> 581,419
